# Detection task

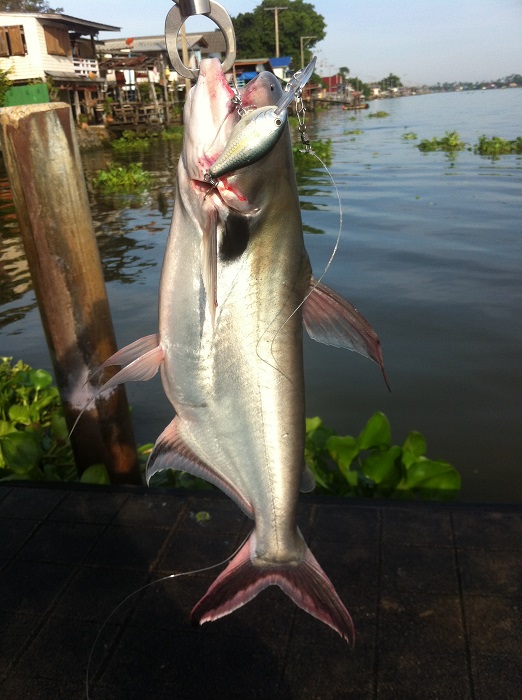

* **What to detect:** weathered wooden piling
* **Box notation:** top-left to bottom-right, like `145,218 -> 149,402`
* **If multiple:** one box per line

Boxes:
0,102 -> 141,484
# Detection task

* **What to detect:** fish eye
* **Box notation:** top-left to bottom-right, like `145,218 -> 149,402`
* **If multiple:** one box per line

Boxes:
275,118 -> 282,126
270,84 -> 275,91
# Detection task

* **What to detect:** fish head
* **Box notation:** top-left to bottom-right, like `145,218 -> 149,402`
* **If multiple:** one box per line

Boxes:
182,61 -> 293,211
182,58 -> 238,183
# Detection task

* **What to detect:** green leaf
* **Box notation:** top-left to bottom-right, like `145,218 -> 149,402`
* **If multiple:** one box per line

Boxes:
29,369 -> 53,390
361,445 -> 402,485
306,416 -> 323,434
358,412 -> 391,450
8,404 -> 32,425
50,413 -> 69,442
326,435 -> 359,479
402,431 -> 427,469
406,458 -> 460,489
306,458 -> 334,491
0,431 -> 43,473
80,463 -> 111,485
0,420 -> 12,437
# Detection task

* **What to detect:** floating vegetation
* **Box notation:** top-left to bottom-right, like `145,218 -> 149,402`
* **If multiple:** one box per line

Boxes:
111,130 -> 151,151
417,130 -> 466,152
305,412 -> 461,500
344,129 -> 363,135
92,162 -> 152,192
293,139 -> 332,169
0,357 -> 111,484
474,135 -> 522,156
161,125 -> 184,141
368,111 -> 390,119
402,132 -> 418,140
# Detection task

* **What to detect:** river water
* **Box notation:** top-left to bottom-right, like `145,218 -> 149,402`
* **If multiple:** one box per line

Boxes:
1,88 -> 521,502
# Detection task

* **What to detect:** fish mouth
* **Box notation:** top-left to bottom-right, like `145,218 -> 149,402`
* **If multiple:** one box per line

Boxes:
187,61 -> 281,184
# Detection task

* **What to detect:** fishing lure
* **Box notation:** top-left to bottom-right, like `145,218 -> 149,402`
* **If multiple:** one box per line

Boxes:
204,105 -> 287,186
204,56 -> 317,187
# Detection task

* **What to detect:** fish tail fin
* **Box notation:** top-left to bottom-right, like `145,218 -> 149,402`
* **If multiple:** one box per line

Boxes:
191,532 -> 354,646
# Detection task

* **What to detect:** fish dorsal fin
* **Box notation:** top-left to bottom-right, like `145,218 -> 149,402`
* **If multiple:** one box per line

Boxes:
147,419 -> 254,518
300,465 -> 316,493
303,278 -> 390,390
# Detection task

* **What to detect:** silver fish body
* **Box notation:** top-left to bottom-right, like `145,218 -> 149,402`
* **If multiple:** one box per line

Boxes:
97,59 -> 388,644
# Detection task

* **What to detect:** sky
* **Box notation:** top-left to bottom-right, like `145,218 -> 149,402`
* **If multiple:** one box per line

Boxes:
59,0 -> 522,85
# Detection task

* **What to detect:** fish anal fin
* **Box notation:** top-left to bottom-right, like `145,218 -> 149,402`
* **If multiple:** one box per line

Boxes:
304,278 -> 390,390
147,419 -> 253,518
191,531 -> 354,646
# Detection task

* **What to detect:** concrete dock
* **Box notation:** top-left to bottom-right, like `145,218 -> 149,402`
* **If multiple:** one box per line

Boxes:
1,483 -> 520,699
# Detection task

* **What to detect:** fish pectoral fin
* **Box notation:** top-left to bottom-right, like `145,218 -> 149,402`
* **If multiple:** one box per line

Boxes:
146,419 -> 253,518
303,278 -> 390,390
95,334 -> 160,372
70,336 -> 164,436
201,207 -> 218,325
300,464 -> 316,493
191,530 -> 354,646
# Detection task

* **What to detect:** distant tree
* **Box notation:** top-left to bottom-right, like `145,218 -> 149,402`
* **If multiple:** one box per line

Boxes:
0,1 -> 63,11
379,72 -> 402,89
339,66 -> 350,77
233,0 -> 325,63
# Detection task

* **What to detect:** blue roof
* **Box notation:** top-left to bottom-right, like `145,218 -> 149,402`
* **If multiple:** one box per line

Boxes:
270,56 -> 292,68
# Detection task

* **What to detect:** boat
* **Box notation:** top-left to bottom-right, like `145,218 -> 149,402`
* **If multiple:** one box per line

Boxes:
342,103 -> 369,110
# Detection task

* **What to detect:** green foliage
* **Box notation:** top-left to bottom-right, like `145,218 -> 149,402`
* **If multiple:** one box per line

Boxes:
92,162 -> 151,192
0,1 -> 63,10
0,67 -> 12,107
111,130 -> 151,152
378,73 -> 402,89
345,77 -> 372,100
0,358 -> 112,485
305,412 -> 461,500
233,0 -> 325,62
344,129 -> 363,136
368,111 -> 390,119
160,125 -> 184,141
292,138 -> 332,169
0,357 -> 76,481
474,135 -> 522,156
402,132 -> 418,140
417,131 -> 466,152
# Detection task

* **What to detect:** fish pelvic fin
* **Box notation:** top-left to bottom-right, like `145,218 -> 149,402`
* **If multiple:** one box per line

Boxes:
303,278 -> 390,391
146,418 -> 253,518
191,531 -> 354,646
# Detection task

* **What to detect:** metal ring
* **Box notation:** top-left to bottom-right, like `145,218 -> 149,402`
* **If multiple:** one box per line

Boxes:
165,0 -> 237,80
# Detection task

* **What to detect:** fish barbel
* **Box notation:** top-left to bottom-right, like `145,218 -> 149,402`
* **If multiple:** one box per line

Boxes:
96,59 -> 387,644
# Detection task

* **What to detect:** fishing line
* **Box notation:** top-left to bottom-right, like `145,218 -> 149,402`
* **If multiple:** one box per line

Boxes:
85,532 -> 250,700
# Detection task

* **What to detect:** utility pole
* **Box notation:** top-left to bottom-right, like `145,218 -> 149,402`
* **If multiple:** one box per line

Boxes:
265,6 -> 288,58
300,35 -> 316,69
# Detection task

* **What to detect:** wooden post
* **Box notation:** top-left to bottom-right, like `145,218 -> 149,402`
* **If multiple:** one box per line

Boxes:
0,102 -> 141,484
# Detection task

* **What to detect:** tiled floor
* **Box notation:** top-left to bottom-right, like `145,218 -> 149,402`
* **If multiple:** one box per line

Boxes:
0,483 -> 520,699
